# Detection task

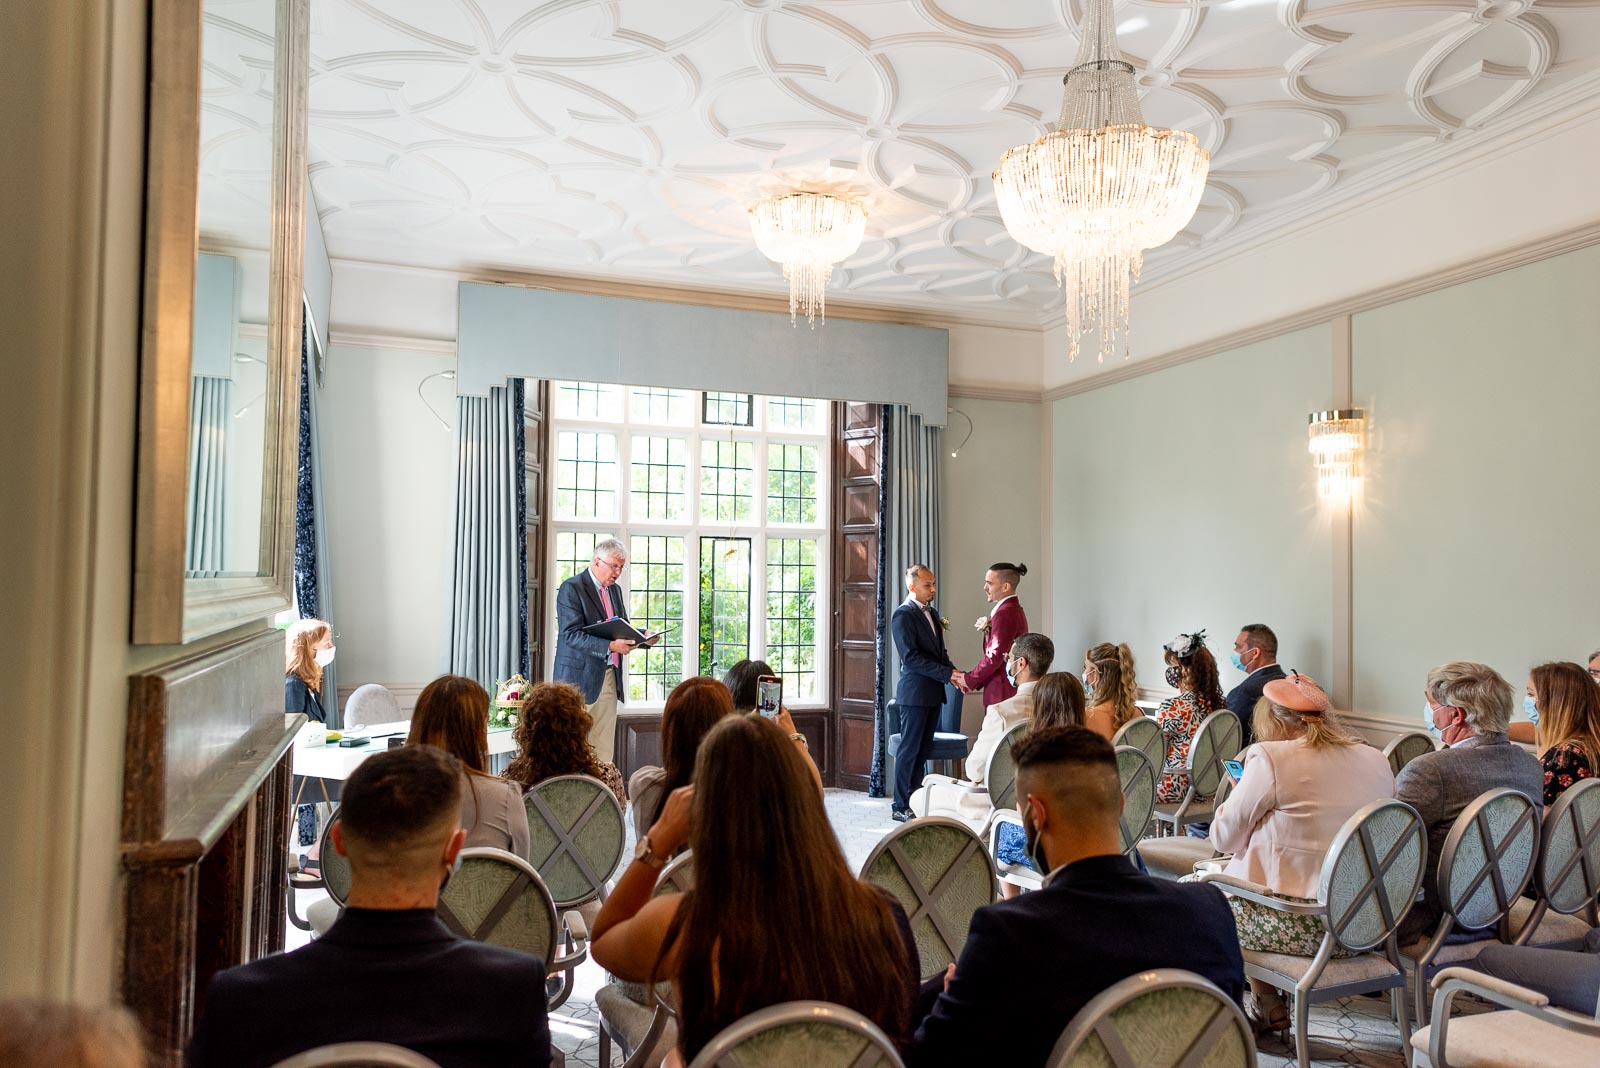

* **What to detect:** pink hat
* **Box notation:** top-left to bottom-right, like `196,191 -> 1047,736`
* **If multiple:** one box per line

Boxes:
1262,672 -> 1331,716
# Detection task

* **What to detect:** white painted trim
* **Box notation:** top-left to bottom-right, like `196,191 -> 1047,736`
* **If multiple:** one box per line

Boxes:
328,330 -> 455,355
1330,317 -> 1354,711
948,383 -> 1043,403
1041,219 -> 1600,401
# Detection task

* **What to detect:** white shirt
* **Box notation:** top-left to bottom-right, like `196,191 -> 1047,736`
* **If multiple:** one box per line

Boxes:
989,595 -> 1017,617
904,594 -> 938,636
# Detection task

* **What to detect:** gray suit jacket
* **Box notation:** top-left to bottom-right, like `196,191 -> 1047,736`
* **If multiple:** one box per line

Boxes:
1394,732 -> 1543,943
552,570 -> 628,703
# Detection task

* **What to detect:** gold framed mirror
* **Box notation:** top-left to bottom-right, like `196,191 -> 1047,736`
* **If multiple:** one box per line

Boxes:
134,0 -> 309,644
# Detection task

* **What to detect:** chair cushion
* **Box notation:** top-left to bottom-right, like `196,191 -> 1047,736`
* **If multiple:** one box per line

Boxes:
595,984 -> 677,1068
1402,937 -> 1499,967
307,897 -> 340,938
1508,896 -> 1595,948
1244,949 -> 1401,987
1135,836 -> 1215,878
1410,1011 -> 1600,1067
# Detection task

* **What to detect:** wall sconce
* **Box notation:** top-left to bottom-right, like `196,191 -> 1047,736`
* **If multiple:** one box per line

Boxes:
418,369 -> 456,431
946,407 -> 974,459
1308,408 -> 1364,500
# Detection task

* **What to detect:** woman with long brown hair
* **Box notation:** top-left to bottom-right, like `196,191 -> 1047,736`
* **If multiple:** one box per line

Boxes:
1154,631 -> 1226,803
1029,672 -> 1087,733
407,674 -> 530,858
628,676 -> 735,836
1083,642 -> 1140,740
1528,660 -> 1600,806
591,714 -> 918,1064
502,681 -> 626,807
285,618 -> 334,723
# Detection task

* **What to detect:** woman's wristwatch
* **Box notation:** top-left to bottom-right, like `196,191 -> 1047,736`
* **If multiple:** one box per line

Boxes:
789,732 -> 808,747
633,833 -> 666,870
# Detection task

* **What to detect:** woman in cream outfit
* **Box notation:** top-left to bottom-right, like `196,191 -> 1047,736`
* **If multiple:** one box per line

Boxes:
1207,673 -> 1394,1031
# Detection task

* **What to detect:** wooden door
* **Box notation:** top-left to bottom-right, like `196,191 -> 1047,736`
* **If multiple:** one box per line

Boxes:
831,402 -> 882,789
523,379 -> 550,679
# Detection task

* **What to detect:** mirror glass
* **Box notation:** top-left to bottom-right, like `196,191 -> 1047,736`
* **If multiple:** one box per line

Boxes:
185,0 -> 277,577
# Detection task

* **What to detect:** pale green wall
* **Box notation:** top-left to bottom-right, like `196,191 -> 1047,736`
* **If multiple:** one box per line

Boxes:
1351,243 -> 1600,717
1048,326 -> 1335,697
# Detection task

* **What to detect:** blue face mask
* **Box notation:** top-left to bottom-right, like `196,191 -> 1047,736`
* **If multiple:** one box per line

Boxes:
1230,650 -> 1247,673
1005,660 -> 1018,687
1422,700 -> 1440,735
1524,693 -> 1540,727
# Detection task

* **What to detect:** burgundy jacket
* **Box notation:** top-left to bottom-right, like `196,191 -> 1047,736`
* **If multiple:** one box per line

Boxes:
964,597 -> 1028,708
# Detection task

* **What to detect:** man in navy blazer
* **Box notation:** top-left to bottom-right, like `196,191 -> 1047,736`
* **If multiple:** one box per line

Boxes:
908,728 -> 1244,1068
188,746 -> 551,1068
553,537 -> 655,762
891,564 -> 965,820
1225,624 -> 1287,749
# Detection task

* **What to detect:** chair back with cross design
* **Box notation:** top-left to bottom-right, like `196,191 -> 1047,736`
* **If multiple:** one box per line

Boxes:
1383,731 -> 1438,778
1112,716 -> 1164,773
318,811 -> 351,908
1186,710 -> 1241,799
859,816 -> 995,982
524,773 -> 626,909
1318,798 -> 1427,953
1517,777 -> 1600,941
269,1042 -> 443,1068
437,846 -> 559,960
1436,787 -> 1539,934
1043,968 -> 1256,1068
1114,746 -> 1157,858
684,1000 -> 905,1068
985,722 -> 1031,812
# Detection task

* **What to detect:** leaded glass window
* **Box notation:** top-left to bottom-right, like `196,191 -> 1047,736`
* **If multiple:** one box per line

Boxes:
629,387 -> 692,425
626,535 -> 685,701
629,436 -> 687,521
766,538 -> 818,700
555,381 -> 622,421
554,531 -> 613,585
766,396 -> 820,432
555,431 -> 618,519
699,537 -> 750,677
700,439 -> 754,521
766,443 -> 819,525
702,392 -> 752,426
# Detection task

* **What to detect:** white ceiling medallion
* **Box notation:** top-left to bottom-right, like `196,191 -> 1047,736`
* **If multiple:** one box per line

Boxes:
749,192 -> 867,328
994,0 -> 1209,362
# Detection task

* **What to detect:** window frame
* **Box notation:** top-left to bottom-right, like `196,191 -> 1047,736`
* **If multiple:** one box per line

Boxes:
547,385 -> 831,710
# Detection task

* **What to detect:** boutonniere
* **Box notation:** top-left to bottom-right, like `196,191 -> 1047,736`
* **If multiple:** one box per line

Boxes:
973,616 -> 990,634
939,616 -> 950,631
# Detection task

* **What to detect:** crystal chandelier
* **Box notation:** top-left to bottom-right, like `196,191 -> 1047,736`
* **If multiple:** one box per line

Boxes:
994,0 -> 1210,362
749,192 -> 866,327
1308,409 -> 1366,500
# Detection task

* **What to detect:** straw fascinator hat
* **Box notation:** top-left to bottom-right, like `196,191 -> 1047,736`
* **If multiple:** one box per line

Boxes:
1262,672 -> 1331,716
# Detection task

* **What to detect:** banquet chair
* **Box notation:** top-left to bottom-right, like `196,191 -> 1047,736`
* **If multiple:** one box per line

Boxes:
436,847 -> 589,1013
1408,966 -> 1600,1067
910,721 -> 1029,828
1043,968 -> 1256,1068
1151,709 -> 1241,836
860,816 -> 995,981
1138,749 -> 1239,880
1384,731 -> 1439,778
1508,777 -> 1600,949
1200,798 -> 1426,1068
343,683 -> 403,729
1111,716 -> 1165,774
524,773 -> 626,909
685,1001 -> 904,1068
302,810 -> 352,938
1401,788 -> 1540,1026
596,851 -> 694,1068
886,684 -> 971,783
269,1043 -> 441,1068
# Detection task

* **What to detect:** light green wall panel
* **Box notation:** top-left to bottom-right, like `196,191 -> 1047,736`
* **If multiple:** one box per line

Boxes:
1049,326 -> 1334,694
1351,242 -> 1600,720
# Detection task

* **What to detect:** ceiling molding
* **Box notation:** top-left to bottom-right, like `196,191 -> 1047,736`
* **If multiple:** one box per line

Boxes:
948,384 -> 1041,404
1042,218 -> 1600,403
327,329 -> 456,355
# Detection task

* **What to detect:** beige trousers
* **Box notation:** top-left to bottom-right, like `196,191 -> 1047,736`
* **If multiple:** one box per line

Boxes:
588,669 -> 619,763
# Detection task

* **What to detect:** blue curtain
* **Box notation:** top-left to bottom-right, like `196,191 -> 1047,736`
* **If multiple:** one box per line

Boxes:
448,379 -> 528,689
186,376 -> 229,575
869,403 -> 943,796
293,314 -> 338,725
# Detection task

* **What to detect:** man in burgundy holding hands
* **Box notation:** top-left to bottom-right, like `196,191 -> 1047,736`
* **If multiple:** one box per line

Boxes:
960,563 -> 1030,708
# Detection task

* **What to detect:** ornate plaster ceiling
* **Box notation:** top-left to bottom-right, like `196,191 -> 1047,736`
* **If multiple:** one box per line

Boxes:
301,0 -> 1600,325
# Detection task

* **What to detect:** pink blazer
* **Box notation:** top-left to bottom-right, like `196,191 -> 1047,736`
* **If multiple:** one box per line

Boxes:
964,597 -> 1028,708
1211,739 -> 1396,900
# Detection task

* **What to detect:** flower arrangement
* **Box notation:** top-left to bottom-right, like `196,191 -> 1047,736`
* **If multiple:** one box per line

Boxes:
490,674 -> 529,729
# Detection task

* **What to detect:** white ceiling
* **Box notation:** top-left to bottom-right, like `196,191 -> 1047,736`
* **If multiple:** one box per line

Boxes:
303,0 -> 1600,327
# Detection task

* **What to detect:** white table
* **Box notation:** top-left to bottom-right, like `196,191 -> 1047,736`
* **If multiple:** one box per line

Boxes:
290,719 -> 518,805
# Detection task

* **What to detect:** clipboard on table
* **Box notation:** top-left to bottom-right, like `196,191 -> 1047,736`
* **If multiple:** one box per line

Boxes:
581,617 -> 667,646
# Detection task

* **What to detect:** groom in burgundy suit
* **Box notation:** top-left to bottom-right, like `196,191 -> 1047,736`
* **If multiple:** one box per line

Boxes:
960,562 -> 1030,708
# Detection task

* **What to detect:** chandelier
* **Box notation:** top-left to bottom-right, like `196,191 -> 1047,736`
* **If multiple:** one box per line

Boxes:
993,0 -> 1209,362
749,192 -> 866,327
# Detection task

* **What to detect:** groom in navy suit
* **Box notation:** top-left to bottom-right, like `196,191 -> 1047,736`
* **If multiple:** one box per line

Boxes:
891,564 -> 965,820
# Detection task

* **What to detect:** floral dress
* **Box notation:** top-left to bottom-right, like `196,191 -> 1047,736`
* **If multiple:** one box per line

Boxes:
1542,741 -> 1595,807
1155,692 -> 1209,803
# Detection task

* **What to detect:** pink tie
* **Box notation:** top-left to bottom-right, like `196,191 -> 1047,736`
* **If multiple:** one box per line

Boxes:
599,582 -> 620,668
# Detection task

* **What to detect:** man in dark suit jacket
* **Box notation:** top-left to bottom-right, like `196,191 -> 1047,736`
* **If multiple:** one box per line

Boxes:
188,746 -> 551,1068
908,728 -> 1244,1068
553,537 -> 654,763
1224,623 -> 1287,749
891,564 -> 964,820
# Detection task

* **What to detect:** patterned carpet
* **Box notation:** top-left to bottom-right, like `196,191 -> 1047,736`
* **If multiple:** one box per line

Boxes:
291,789 -> 1427,1067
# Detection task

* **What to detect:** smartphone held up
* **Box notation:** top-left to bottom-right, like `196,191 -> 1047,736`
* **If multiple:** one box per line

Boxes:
756,675 -> 782,719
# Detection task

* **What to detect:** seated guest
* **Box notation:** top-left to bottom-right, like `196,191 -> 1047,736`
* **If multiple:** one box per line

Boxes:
188,746 -> 551,1068
908,728 -> 1244,1068
284,617 -> 334,723
1396,661 -> 1544,945
1225,624 -> 1285,749
1155,631 -> 1227,804
591,715 -> 918,1065
628,676 -> 734,837
407,675 -> 530,858
1592,648 -> 1600,683
1083,641 -> 1140,740
0,1001 -> 145,1068
1206,674 -> 1395,1031
1475,931 -> 1600,1015
721,657 -> 773,715
1508,649 -> 1600,743
1526,661 -> 1600,806
910,633 -> 1052,820
990,669 -> 1087,896
503,680 -> 627,808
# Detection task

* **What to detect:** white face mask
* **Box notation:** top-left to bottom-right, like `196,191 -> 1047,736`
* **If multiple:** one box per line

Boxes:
314,646 -> 336,667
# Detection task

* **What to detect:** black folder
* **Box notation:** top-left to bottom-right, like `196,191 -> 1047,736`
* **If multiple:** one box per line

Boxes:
580,617 -> 664,645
